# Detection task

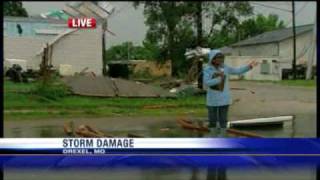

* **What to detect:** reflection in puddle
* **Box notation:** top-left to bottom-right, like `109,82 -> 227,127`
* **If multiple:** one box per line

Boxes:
5,119 -> 298,138
4,112 -> 316,138
35,126 -> 58,137
4,167 -> 317,180
3,117 -> 317,180
11,128 -> 22,137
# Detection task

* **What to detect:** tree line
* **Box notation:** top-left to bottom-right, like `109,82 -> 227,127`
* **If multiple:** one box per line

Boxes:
107,2 -> 285,76
4,2 -> 285,77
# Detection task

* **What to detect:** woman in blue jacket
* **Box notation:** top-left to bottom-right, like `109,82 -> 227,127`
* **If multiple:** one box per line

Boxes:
203,49 -> 258,137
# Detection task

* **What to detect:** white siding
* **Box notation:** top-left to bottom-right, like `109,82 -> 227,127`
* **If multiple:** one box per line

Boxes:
279,32 -> 313,65
50,25 -> 103,75
231,43 -> 278,56
4,26 -> 103,75
3,37 -> 45,69
231,31 -> 314,66
225,56 -> 290,81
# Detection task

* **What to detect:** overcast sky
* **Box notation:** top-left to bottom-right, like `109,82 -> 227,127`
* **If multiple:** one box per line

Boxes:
22,1 -> 317,48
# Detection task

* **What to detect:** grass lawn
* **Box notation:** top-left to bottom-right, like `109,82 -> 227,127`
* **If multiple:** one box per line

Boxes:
4,78 -> 316,120
4,80 -> 206,120
277,79 -> 317,87
239,79 -> 317,87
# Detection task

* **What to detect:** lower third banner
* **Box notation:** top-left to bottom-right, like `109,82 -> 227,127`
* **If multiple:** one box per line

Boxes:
0,138 -> 319,168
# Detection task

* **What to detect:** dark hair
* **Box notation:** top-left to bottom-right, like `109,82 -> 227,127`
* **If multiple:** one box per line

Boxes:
214,53 -> 224,60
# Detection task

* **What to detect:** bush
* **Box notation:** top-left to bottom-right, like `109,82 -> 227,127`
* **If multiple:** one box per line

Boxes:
33,75 -> 70,101
130,69 -> 152,79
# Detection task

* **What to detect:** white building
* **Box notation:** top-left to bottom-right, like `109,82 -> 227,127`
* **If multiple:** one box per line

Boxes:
3,16 -> 103,76
225,24 -> 316,80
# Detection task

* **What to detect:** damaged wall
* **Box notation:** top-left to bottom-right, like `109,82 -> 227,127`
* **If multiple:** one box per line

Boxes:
3,37 -> 45,69
50,26 -> 103,76
3,26 -> 103,76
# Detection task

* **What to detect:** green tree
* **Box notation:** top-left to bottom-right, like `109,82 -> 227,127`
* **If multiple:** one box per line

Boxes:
237,14 -> 285,41
105,41 -> 157,61
202,2 -> 253,48
134,2 -> 253,76
133,2 -> 198,76
4,1 -> 28,17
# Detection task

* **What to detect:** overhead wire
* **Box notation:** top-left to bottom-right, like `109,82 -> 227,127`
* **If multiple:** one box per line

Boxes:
251,2 -> 292,12
283,2 -> 309,27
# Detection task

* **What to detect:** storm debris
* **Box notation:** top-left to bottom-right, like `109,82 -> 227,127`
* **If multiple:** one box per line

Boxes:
63,75 -> 176,98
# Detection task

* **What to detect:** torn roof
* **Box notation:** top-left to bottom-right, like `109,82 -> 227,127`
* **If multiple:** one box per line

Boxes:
36,29 -> 78,56
65,2 -> 115,21
231,24 -> 314,47
4,16 -> 66,24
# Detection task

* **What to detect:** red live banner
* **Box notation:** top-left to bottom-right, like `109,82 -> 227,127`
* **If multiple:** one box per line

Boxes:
68,18 -> 96,28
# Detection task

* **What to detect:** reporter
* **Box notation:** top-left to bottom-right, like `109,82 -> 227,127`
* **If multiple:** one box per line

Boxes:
203,49 -> 257,137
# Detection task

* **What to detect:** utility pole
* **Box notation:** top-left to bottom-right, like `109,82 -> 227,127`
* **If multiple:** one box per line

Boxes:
196,2 -> 202,46
194,1 -> 203,168
196,2 -> 203,89
127,43 -> 130,60
306,12 -> 317,80
102,20 -> 108,76
292,1 -> 297,79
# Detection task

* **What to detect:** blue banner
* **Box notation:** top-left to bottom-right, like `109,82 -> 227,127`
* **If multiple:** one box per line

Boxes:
0,138 -> 320,168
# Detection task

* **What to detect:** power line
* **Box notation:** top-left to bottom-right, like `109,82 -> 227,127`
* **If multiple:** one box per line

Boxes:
277,2 -> 292,6
283,2 -> 309,27
296,2 -> 308,15
108,3 -> 132,19
251,2 -> 292,12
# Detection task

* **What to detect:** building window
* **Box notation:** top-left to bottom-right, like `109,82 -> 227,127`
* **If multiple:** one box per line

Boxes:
17,24 -> 23,36
260,60 -> 270,74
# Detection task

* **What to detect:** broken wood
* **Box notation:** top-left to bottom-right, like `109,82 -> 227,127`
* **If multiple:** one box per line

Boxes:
63,121 -> 74,136
176,117 -> 209,132
176,117 -> 263,138
75,125 -> 105,137
227,128 -> 262,138
64,122 -> 147,138
159,81 -> 182,89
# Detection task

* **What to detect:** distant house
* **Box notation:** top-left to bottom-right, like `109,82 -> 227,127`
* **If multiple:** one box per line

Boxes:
224,24 -> 316,81
4,16 -> 103,76
230,24 -> 315,65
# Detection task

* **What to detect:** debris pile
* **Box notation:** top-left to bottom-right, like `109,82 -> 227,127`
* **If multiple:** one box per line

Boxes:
63,75 -> 176,98
63,121 -> 144,138
176,117 -> 264,138
5,64 -> 38,83
172,85 -> 205,97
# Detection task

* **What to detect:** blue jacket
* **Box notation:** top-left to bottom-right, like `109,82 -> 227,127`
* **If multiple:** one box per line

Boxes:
203,49 -> 251,107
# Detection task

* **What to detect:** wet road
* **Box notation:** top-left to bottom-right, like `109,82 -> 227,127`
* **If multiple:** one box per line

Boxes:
4,167 -> 317,180
3,81 -> 317,179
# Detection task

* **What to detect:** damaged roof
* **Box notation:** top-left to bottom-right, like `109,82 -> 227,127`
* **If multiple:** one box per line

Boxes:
63,76 -> 176,98
231,24 -> 314,47
4,16 -> 66,24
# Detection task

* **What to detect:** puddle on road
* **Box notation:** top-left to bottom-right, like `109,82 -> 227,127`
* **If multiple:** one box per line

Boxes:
3,115 -> 317,180
5,114 -> 315,138
4,167 -> 317,180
